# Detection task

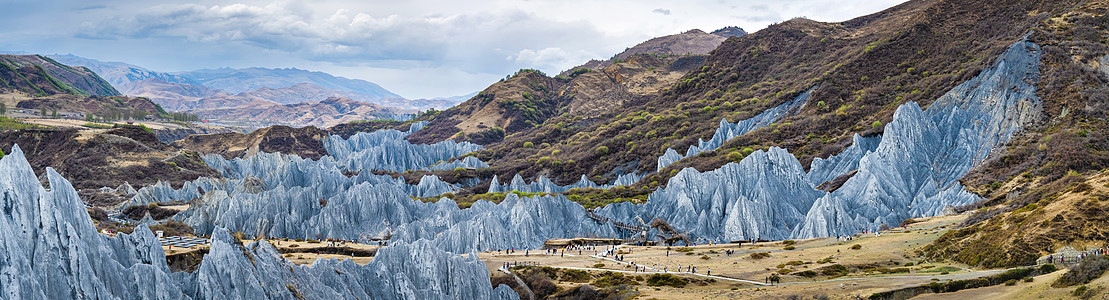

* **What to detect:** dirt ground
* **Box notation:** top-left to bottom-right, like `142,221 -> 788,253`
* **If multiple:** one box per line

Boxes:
476,214 -> 1109,299
163,238 -> 382,266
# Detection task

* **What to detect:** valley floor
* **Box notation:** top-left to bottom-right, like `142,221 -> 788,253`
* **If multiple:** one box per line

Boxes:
472,214 -> 1108,299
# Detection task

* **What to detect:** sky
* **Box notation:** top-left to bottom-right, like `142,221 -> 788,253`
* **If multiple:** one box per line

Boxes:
0,0 -> 908,99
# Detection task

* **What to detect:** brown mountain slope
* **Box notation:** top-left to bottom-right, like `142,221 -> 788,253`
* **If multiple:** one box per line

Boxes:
0,126 -> 218,200
407,0 -> 1078,187
558,27 -> 743,78
924,2 -> 1109,268
0,55 -> 120,97
406,53 -> 707,147
122,78 -> 221,111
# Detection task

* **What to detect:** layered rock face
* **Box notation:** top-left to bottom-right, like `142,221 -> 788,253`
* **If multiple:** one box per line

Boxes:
0,145 -> 517,299
657,87 -> 813,171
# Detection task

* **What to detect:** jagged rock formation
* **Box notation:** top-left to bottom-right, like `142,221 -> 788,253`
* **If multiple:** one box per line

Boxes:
0,145 -> 518,299
795,38 -> 1043,238
609,38 -> 1043,242
805,134 -> 882,186
323,121 -> 485,172
632,147 -> 824,241
426,156 -> 490,171
657,87 -> 813,171
390,193 -> 620,253
129,149 -> 460,238
487,172 -> 644,194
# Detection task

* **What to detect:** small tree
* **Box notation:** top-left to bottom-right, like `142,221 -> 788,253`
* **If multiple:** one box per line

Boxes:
0,102 -> 6,115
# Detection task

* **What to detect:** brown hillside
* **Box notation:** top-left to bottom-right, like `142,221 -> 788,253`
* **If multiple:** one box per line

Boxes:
0,126 -> 218,196
925,1 -> 1109,268
407,0 -> 1080,187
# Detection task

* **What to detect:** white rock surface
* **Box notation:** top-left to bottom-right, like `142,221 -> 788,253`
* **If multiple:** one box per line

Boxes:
656,87 -> 812,171
0,145 -> 517,300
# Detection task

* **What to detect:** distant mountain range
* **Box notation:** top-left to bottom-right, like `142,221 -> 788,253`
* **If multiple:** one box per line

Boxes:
48,55 -> 468,110
40,55 -> 473,126
186,97 -> 409,128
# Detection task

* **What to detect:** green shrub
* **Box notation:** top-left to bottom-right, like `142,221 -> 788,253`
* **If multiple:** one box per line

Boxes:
1054,255 -> 1109,287
820,264 -> 849,277
1004,279 -> 1017,286
592,272 -> 635,287
784,246 -> 796,250
560,269 -> 591,282
851,244 -> 862,250
595,146 -> 609,156
797,270 -> 818,278
643,275 -> 683,290
1040,264 -> 1058,274
523,142 -> 535,148
750,252 -> 770,259
593,263 -> 605,268
1073,285 -> 1088,297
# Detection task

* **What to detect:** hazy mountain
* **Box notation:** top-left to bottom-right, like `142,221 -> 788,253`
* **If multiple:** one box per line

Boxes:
187,97 -> 411,128
177,67 -> 403,101
408,91 -> 478,111
49,54 -> 200,90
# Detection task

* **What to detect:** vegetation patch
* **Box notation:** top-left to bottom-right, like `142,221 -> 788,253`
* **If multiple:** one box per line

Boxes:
1054,255 -> 1109,287
645,273 -> 688,288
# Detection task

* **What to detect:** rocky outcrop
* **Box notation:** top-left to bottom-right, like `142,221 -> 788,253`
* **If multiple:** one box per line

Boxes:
0,144 -> 517,299
657,87 -> 812,171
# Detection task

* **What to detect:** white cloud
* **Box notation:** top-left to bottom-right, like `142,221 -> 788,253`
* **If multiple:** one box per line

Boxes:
509,48 -> 600,72
3,0 -> 910,98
